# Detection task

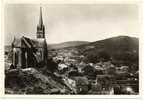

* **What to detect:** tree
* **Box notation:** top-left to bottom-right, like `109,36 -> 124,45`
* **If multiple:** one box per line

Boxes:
46,58 -> 58,72
83,50 -> 111,63
97,50 -> 111,62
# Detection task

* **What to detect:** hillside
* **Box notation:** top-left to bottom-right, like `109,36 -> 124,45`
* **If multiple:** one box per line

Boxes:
77,36 -> 138,55
52,36 -> 138,67
77,36 -> 138,65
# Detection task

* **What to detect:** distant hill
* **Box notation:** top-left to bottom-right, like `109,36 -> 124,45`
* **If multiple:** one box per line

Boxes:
48,41 -> 90,49
52,36 -> 138,67
74,36 -> 139,66
77,36 -> 138,53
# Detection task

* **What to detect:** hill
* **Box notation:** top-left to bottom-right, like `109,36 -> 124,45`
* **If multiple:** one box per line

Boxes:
53,36 -> 138,68
5,68 -> 72,94
77,36 -> 138,55
81,36 -> 138,66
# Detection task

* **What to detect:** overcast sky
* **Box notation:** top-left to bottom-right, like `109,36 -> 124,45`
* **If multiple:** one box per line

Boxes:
4,4 -> 139,45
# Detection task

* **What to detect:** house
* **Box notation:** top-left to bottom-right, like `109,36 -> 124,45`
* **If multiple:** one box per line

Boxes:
71,76 -> 89,94
96,75 -> 115,92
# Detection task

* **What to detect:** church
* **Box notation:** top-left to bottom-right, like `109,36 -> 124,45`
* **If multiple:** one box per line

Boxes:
11,7 -> 48,68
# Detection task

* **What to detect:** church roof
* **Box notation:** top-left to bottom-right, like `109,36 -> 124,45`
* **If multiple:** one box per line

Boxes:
12,36 -> 47,48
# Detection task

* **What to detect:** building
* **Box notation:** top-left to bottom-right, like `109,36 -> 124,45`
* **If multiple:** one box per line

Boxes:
11,7 -> 48,68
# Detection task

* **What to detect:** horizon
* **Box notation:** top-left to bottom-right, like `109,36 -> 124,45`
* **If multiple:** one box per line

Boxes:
5,4 -> 139,45
4,35 -> 138,46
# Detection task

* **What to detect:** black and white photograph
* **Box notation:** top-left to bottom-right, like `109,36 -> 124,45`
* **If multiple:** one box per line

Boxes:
4,2 -> 139,95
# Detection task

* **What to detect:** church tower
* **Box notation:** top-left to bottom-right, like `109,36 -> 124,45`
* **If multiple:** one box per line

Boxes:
37,7 -> 45,38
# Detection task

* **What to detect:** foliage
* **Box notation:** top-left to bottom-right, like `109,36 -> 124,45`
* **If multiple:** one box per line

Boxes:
46,58 -> 58,72
83,50 -> 111,63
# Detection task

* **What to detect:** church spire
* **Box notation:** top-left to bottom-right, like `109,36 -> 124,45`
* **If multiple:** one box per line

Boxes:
39,6 -> 43,26
37,6 -> 45,38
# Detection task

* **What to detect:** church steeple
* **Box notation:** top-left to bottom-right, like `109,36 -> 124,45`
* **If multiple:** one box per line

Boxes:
39,7 -> 43,26
37,7 -> 45,38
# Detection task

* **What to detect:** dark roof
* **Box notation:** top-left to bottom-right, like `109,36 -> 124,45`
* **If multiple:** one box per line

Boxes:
12,36 -> 47,48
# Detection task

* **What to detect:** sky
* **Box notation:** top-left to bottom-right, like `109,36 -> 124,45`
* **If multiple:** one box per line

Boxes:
4,4 -> 139,45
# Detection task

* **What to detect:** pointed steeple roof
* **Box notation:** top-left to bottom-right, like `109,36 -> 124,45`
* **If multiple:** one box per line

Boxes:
37,6 -> 45,38
39,6 -> 43,26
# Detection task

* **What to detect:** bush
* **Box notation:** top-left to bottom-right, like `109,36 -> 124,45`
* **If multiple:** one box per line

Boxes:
46,58 -> 58,72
